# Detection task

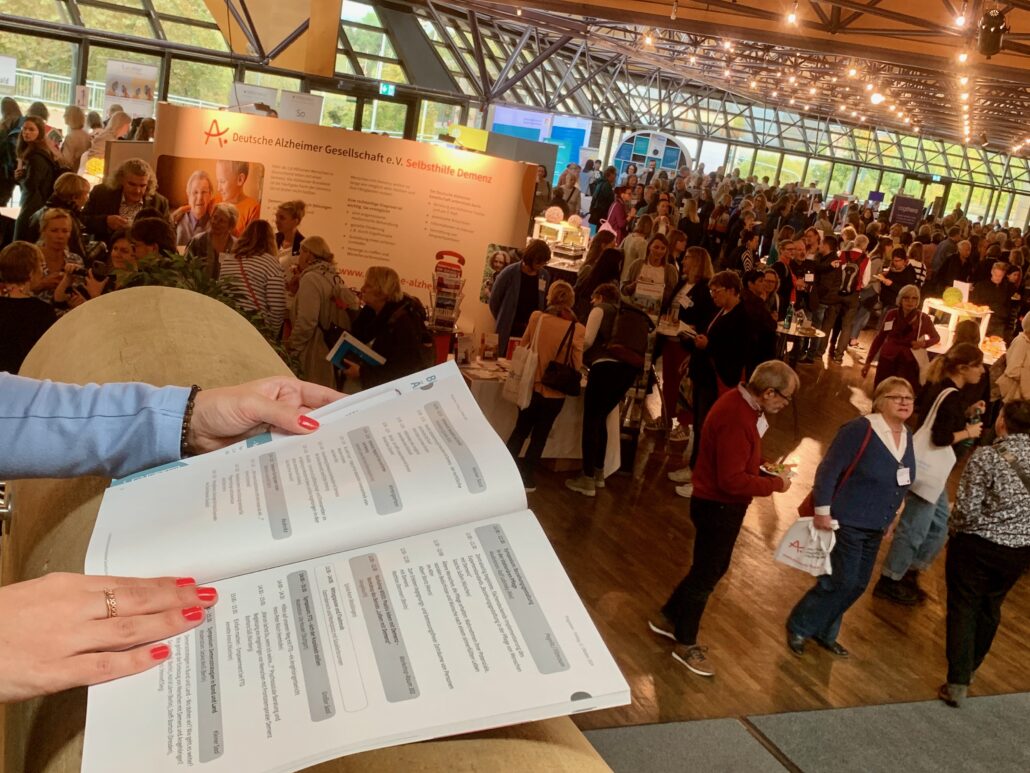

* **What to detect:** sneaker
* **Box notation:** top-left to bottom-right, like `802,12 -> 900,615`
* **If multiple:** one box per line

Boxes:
594,470 -> 606,489
647,613 -> 676,642
672,644 -> 714,677
831,354 -> 844,364
668,466 -> 693,483
873,576 -> 920,606
564,475 -> 596,497
669,425 -> 690,443
674,483 -> 693,499
938,682 -> 967,708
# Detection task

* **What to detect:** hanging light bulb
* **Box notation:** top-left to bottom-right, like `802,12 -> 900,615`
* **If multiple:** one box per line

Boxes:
955,1 -> 967,26
724,68 -> 730,77
958,50 -> 968,63
644,30 -> 654,46
809,86 -> 816,95
787,0 -> 798,24
848,67 -> 858,77
788,75 -> 796,84
670,0 -> 679,21
771,90 -> 779,97
959,76 -> 969,86
750,80 -> 757,88
871,92 -> 885,105
516,6 -> 522,16
960,92 -> 969,101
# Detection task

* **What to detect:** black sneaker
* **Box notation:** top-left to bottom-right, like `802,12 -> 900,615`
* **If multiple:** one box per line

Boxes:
902,569 -> 929,602
873,576 -> 920,606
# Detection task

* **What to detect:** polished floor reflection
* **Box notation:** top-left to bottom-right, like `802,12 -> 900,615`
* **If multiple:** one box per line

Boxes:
528,347 -> 1030,731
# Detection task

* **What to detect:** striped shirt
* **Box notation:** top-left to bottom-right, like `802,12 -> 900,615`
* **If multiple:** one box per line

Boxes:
219,252 -> 287,333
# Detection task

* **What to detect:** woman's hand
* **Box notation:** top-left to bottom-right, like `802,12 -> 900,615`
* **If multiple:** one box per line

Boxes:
0,573 -> 217,704
964,421 -> 984,440
188,376 -> 344,454
967,400 -> 986,417
341,361 -> 360,381
83,271 -> 110,299
34,272 -> 64,293
910,339 -> 925,350
694,333 -> 709,350
813,513 -> 834,531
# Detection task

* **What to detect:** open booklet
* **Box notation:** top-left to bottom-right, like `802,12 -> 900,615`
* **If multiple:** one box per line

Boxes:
82,362 -> 630,772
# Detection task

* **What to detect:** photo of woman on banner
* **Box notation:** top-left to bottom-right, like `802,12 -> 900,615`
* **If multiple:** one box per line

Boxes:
155,155 -> 265,243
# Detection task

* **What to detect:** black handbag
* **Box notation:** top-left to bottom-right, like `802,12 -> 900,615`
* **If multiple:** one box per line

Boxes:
541,320 -> 581,396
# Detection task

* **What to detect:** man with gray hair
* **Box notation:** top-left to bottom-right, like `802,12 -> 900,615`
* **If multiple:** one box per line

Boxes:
82,157 -> 169,243
650,360 -> 797,677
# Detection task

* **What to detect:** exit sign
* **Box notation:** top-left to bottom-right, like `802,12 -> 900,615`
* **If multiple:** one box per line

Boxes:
379,82 -> 396,97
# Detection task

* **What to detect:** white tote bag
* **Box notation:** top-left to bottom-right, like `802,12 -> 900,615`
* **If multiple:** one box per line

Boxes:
774,517 -> 837,576
501,317 -> 541,409
908,386 -> 958,503
911,315 -> 931,385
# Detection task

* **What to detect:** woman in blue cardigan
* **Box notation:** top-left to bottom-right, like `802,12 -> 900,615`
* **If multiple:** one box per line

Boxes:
786,376 -> 917,658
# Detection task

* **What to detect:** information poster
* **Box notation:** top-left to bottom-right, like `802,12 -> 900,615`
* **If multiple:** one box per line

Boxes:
104,59 -> 158,119
0,55 -> 15,93
889,194 -> 925,228
153,103 -> 534,335
279,90 -> 324,125
229,82 -> 279,114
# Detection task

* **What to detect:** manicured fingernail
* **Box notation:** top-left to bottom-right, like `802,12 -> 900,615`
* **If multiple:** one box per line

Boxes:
298,415 -> 319,430
150,644 -> 171,660
175,577 -> 196,587
196,587 -> 217,602
182,606 -> 204,622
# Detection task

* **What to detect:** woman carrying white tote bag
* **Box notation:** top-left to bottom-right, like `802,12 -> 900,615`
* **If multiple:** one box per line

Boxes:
873,343 -> 987,605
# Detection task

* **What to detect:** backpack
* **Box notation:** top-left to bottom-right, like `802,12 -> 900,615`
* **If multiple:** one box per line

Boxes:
0,122 -> 21,178
605,301 -> 655,369
839,258 -> 861,295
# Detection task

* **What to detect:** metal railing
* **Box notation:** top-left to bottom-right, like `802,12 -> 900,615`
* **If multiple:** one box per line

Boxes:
10,67 -> 224,114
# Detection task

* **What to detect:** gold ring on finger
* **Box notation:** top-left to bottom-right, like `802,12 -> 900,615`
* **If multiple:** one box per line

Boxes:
103,588 -> 118,619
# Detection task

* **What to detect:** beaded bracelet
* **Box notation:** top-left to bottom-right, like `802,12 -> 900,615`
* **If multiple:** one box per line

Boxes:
180,385 -> 202,458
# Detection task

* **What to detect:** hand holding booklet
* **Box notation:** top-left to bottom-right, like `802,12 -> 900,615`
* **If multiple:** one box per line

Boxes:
82,362 -> 629,772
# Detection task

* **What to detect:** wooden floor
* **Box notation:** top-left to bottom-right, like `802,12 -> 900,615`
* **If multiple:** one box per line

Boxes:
529,342 -> 1030,731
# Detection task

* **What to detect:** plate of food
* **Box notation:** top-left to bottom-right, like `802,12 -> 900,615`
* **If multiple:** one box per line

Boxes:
760,462 -> 797,477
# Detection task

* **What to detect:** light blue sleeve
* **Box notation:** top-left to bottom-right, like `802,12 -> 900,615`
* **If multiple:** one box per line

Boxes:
0,373 -> 190,480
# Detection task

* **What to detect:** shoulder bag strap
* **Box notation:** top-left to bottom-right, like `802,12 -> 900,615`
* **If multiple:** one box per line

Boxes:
556,320 -> 576,364
923,386 -> 958,431
832,420 -> 874,501
236,257 -> 264,312
999,450 -> 1030,495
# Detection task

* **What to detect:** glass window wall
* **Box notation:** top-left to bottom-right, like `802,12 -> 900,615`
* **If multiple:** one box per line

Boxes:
779,154 -> 806,185
948,183 -> 971,213
168,60 -> 232,109
829,162 -> 856,194
417,100 -> 462,144
805,159 -> 831,194
0,32 -> 77,134
725,145 -> 754,177
361,98 -> 407,137
853,166 -> 880,201
752,150 -> 780,184
879,171 -> 905,199
315,91 -> 358,130
966,187 -> 993,223
1009,195 -> 1030,230
697,140 -> 728,173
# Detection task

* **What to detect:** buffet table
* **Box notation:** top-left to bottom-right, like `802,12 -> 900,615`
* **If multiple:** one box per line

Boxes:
460,360 -> 621,478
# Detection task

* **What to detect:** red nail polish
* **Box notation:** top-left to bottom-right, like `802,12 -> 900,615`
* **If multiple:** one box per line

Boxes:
182,607 -> 204,622
175,577 -> 196,587
196,587 -> 217,602
150,644 -> 171,660
298,415 -> 319,430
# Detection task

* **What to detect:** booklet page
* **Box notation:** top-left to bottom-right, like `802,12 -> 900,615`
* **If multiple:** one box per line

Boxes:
85,363 -> 527,583
82,510 -> 629,773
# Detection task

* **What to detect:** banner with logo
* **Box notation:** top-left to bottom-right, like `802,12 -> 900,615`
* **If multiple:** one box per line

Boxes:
152,103 -> 535,335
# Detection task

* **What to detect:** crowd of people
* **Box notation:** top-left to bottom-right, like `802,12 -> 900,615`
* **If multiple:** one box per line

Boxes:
0,146 -> 436,391
1,131 -> 1029,715
502,160 -> 1030,706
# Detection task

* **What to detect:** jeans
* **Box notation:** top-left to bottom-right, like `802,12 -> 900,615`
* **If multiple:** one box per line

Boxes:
832,295 -> 860,358
945,532 -> 1030,685
880,489 -> 951,580
787,524 -> 884,644
582,361 -> 637,476
506,391 -> 565,486
662,497 -> 748,645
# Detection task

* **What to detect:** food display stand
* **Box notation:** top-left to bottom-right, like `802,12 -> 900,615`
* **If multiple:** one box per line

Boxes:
922,297 -> 991,356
